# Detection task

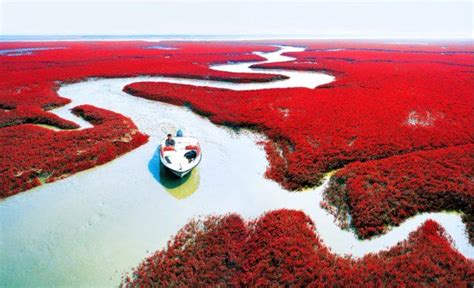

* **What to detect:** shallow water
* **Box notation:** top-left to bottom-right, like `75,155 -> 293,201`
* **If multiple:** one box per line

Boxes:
146,45 -> 178,50
0,47 -> 66,56
0,46 -> 472,287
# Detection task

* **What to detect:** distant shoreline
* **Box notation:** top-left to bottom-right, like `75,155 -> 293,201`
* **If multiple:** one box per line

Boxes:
1,35 -> 472,43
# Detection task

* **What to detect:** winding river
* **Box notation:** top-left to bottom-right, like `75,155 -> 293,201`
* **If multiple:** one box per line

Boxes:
0,46 -> 472,287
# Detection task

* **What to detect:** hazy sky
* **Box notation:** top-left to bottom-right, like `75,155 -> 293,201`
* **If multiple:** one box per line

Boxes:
1,0 -> 473,38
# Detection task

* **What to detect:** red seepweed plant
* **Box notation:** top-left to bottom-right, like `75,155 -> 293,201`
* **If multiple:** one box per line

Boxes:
123,210 -> 474,286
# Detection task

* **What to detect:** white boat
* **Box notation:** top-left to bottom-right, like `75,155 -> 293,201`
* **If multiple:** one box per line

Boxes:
159,136 -> 202,178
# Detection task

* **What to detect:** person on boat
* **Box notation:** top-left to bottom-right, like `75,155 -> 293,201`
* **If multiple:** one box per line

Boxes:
165,134 -> 175,147
184,149 -> 197,163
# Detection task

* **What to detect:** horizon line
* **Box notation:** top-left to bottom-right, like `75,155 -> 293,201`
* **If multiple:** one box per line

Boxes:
1,34 -> 473,41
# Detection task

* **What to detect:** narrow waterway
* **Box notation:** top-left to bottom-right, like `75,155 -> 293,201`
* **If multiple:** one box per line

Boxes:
0,46 -> 471,287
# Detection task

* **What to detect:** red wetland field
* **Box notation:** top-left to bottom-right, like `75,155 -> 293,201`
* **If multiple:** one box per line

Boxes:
0,40 -> 473,286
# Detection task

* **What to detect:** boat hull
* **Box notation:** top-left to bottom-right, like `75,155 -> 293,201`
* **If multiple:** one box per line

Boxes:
159,136 -> 202,179
167,167 -> 193,178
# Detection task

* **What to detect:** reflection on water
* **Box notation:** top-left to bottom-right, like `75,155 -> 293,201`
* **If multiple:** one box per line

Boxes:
161,168 -> 200,199
148,145 -> 200,199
